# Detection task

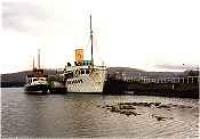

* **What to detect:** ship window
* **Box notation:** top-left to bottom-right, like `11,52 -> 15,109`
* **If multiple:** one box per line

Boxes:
81,69 -> 85,74
86,69 -> 90,74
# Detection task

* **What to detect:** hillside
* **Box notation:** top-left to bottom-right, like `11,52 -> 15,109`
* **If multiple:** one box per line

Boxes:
107,67 -> 145,73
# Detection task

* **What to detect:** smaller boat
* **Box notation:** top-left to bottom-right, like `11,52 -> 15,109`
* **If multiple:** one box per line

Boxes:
24,50 -> 49,93
48,73 -> 67,93
49,81 -> 66,93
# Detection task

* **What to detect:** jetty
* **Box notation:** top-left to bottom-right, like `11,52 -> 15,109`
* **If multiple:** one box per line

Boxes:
104,69 -> 199,98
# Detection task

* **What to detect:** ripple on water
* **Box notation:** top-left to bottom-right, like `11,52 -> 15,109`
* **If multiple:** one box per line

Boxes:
1,88 -> 199,138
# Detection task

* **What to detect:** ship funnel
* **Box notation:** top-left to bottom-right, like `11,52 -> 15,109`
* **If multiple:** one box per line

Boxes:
75,49 -> 84,65
90,14 -> 94,66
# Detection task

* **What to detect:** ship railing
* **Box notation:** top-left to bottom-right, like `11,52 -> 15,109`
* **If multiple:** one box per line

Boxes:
64,65 -> 106,71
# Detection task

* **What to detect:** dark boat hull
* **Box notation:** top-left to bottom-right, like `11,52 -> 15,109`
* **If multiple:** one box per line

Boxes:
25,84 -> 49,93
49,81 -> 67,93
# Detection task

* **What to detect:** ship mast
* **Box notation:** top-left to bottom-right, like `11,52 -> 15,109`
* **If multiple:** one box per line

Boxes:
33,57 -> 35,70
90,15 -> 94,66
38,49 -> 40,69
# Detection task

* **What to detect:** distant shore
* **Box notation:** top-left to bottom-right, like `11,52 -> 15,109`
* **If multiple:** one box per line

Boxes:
1,82 -> 25,88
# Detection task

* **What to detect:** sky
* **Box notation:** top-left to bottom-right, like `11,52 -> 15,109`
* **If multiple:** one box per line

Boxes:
1,0 -> 200,73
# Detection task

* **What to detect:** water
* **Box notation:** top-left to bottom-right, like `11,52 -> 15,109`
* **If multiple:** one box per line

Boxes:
1,88 -> 199,138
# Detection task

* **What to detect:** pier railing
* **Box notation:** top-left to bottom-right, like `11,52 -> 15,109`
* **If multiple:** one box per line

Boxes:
126,76 -> 199,84
124,76 -> 199,84
107,73 -> 199,84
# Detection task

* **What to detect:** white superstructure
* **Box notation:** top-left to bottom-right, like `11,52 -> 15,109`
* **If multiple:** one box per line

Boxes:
64,65 -> 106,93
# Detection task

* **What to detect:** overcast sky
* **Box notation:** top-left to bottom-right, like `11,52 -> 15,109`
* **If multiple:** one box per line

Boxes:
1,0 -> 200,73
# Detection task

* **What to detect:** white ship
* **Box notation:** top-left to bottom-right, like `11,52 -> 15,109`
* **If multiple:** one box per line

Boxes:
63,15 -> 106,93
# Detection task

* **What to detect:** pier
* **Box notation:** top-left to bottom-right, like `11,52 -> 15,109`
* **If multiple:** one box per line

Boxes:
122,75 -> 199,84
104,71 -> 199,98
108,70 -> 199,84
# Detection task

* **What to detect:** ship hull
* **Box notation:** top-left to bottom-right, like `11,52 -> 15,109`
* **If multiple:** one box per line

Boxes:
25,84 -> 49,93
66,70 -> 106,93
